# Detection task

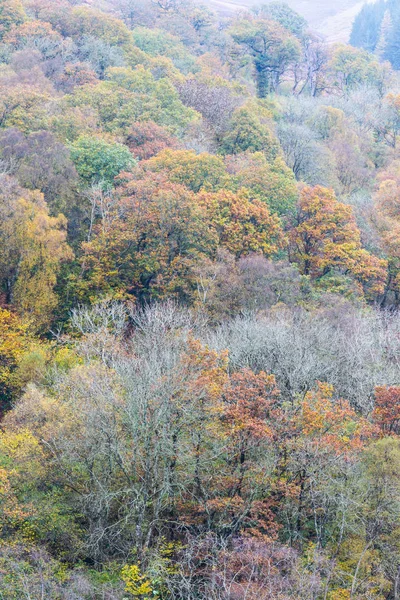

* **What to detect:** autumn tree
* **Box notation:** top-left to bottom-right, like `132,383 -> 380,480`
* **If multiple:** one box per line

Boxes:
78,173 -> 216,303
0,0 -> 26,41
0,309 -> 30,409
61,6 -> 133,47
373,386 -> 400,435
224,151 -> 298,216
68,66 -> 199,135
0,128 -> 79,215
125,121 -> 179,160
374,160 -> 400,306
289,185 -> 387,300
0,175 -> 72,329
3,19 -> 61,47
144,148 -> 227,192
197,188 -> 285,258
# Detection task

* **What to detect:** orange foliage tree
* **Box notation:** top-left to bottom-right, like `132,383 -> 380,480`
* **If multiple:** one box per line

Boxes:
78,169 -> 284,303
289,185 -> 387,299
373,386 -> 400,436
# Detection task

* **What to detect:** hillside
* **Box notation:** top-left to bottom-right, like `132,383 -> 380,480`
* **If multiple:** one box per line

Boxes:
1,0 -> 400,597
206,0 -> 373,41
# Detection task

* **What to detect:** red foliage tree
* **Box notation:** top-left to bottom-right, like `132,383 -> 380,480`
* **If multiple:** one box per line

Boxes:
373,386 -> 400,435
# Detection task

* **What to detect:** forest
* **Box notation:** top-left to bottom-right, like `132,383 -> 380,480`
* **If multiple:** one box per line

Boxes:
2,0 -> 400,597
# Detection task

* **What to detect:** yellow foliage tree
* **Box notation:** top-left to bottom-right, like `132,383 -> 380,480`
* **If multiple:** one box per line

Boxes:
0,177 -> 73,330
121,564 -> 156,599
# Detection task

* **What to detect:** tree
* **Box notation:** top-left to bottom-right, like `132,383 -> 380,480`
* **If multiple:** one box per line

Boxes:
77,165 -> 284,303
277,121 -> 334,186
253,2 -> 307,37
79,173 -> 216,303
144,148 -> 227,192
62,6 -> 133,47
220,104 -> 280,160
350,0 -> 386,52
125,121 -> 179,160
224,151 -> 298,216
68,67 -> 199,135
230,14 -> 300,97
0,129 -> 79,215
3,19 -> 61,47
376,9 -> 393,59
329,44 -> 391,95
383,4 -> 400,69
0,175 -> 72,329
0,0 -> 26,41
131,27 -> 196,74
373,386 -> 400,435
373,93 -> 400,149
69,135 -> 136,188
289,185 -> 387,299
197,188 -> 285,259
374,160 -> 400,306
0,309 -> 29,410
357,438 -> 400,599
0,82 -> 52,134
194,252 -> 303,319
176,77 -> 244,137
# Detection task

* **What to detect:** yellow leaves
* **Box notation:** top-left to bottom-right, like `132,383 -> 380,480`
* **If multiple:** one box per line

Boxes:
0,0 -> 26,41
0,308 -> 28,372
0,431 -> 40,538
290,185 -> 387,299
183,338 -> 229,404
298,382 -> 376,455
0,308 -> 43,403
0,466 -> 34,532
0,187 -> 73,330
328,589 -> 351,600
4,19 -> 61,46
197,188 -> 286,258
0,429 -> 46,481
121,564 -> 155,598
145,149 -> 227,193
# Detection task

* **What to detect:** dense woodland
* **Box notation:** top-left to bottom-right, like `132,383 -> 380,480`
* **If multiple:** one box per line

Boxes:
2,0 -> 400,597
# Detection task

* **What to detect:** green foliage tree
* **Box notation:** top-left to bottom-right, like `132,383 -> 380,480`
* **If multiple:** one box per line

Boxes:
68,67 -> 199,136
69,135 -> 136,187
220,104 -> 280,160
230,14 -> 301,96
253,2 -> 307,37
131,27 -> 196,74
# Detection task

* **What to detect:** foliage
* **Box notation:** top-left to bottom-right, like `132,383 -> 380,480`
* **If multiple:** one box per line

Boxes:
220,104 -> 280,160
121,564 -> 156,598
289,185 -> 388,299
0,0 -> 400,597
69,135 -> 136,187
0,0 -> 26,41
230,14 -> 301,96
0,176 -> 72,329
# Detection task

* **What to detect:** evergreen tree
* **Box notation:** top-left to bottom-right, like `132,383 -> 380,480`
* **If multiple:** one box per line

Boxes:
376,9 -> 393,59
384,1 -> 400,68
350,0 -> 386,52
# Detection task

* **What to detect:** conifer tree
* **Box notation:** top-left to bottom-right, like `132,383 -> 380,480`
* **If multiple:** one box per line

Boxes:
376,9 -> 393,60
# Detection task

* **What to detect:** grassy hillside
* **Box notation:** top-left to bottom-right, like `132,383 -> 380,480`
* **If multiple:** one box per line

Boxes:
206,0 -> 373,41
